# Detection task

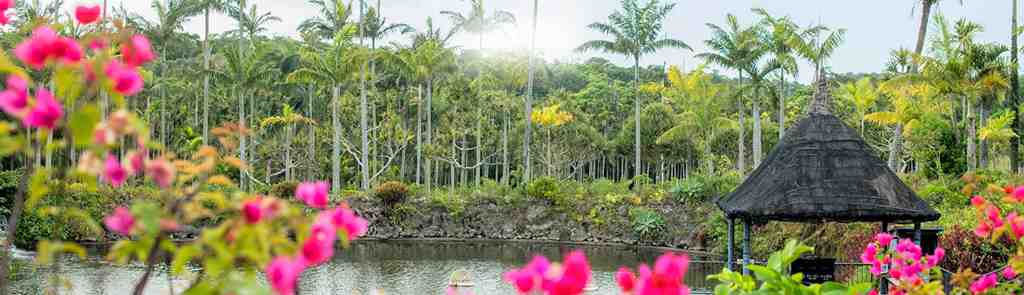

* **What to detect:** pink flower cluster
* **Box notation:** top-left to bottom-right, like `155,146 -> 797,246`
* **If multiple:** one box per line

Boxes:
15,26 -> 83,70
103,207 -> 135,236
75,4 -> 102,25
615,253 -> 691,295
861,233 -> 944,295
0,75 -> 64,130
504,251 -> 592,295
265,182 -> 369,295
241,197 -> 281,224
0,0 -> 14,25
81,111 -> 174,188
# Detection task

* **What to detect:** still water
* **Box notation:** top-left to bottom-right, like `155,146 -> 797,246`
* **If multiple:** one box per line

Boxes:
11,240 -> 723,295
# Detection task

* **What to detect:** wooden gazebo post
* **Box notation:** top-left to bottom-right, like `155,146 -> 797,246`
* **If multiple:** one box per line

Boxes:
742,219 -> 752,275
727,218 -> 735,271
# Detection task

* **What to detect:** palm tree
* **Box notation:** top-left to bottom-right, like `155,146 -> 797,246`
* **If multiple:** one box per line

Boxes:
192,0 -> 228,146
743,51 -> 780,168
226,2 -> 281,43
288,37 -> 362,194
298,0 -> 354,41
657,65 -> 737,174
261,104 -> 316,181
790,24 -> 846,82
697,14 -> 758,173
215,45 -> 276,190
524,0 -> 539,182
135,0 -> 199,151
442,0 -> 515,185
752,8 -> 800,140
577,0 -> 691,181
912,0 -> 965,59
1012,0 -> 1021,172
838,77 -> 881,135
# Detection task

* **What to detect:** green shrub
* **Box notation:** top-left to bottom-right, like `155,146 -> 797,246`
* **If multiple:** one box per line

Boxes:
588,179 -> 627,198
268,181 -> 298,199
526,177 -> 563,205
375,181 -> 410,205
629,207 -> 666,241
671,177 -> 707,202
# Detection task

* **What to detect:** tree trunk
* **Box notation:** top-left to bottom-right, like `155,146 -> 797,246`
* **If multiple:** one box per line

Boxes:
753,88 -> 762,169
286,123 -> 293,181
203,7 -> 211,145
0,152 -> 35,295
307,85 -> 315,180
778,74 -> 786,140
915,0 -> 934,58
332,85 -> 341,194
1012,0 -> 1021,173
968,101 -> 977,171
980,100 -> 991,169
633,56 -> 642,180
416,85 -> 423,184
238,88 -> 247,190
476,108 -> 482,185
359,60 -> 370,191
425,79 -> 434,193
502,110 -> 509,184
737,73 -> 746,173
523,0 -> 539,183
889,124 -> 903,171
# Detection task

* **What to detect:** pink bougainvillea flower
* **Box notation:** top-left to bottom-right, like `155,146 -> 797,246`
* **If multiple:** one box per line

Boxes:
126,150 -> 146,175
546,250 -> 592,295
93,124 -> 115,145
299,220 -> 336,267
987,206 -> 1004,227
266,256 -> 303,295
14,26 -> 58,69
634,253 -> 690,295
1008,213 -> 1024,239
24,88 -> 63,129
1011,186 -> 1024,203
971,195 -> 987,208
1003,265 -> 1017,280
874,233 -> 893,247
0,75 -> 29,117
104,60 -> 144,96
103,207 -> 135,235
504,255 -> 554,294
14,26 -> 82,69
145,157 -> 175,188
0,0 -> 12,11
103,153 -> 127,187
89,37 -> 108,51
121,35 -> 155,67
860,243 -> 878,264
324,206 -> 368,241
74,4 -> 101,25
925,248 -> 944,268
970,273 -> 997,295
504,268 -> 537,294
616,267 -> 637,293
295,181 -> 330,209
241,198 -> 265,224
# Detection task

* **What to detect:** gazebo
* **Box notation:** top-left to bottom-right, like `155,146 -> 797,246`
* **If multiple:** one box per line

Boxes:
716,76 -> 940,276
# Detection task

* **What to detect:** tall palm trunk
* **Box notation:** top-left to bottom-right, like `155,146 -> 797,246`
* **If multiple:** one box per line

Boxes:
358,0 -> 370,190
778,74 -> 786,140
308,85 -> 315,180
633,55 -> 642,180
416,85 -> 423,184
502,110 -> 509,184
752,88 -> 762,168
425,79 -> 434,193
285,123 -> 293,181
523,0 -> 539,183
980,100 -> 991,168
737,73 -> 746,173
915,0 -> 934,58
1011,0 -> 1021,173
332,85 -> 341,194
238,87 -> 247,190
203,7 -> 211,145
967,101 -> 977,171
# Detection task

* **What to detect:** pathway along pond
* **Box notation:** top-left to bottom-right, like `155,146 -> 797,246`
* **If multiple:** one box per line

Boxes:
11,240 -> 724,294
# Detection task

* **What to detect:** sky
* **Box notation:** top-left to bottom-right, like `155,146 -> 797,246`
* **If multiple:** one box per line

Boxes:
71,0 -> 1017,83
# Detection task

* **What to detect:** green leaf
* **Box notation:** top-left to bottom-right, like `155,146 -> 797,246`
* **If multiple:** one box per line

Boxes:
54,66 -> 85,104
26,168 -> 51,209
68,104 -> 101,148
172,244 -> 201,274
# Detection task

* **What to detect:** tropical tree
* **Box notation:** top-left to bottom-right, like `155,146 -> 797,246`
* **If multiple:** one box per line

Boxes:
657,65 -> 737,174
752,8 -> 800,140
838,77 -> 881,135
192,0 -> 228,145
577,0 -> 691,181
214,44 -> 276,190
298,0 -> 354,41
442,0 -> 515,185
789,24 -> 846,81
524,0 -> 539,182
135,0 -> 199,150
697,13 -> 758,173
394,39 -> 456,192
261,104 -> 316,182
1012,0 -> 1021,172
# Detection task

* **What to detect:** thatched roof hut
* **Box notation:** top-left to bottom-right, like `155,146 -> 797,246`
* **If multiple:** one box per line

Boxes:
718,76 -> 939,278
716,78 -> 939,224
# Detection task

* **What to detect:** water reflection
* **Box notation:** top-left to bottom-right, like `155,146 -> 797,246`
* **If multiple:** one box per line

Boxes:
12,240 -> 722,295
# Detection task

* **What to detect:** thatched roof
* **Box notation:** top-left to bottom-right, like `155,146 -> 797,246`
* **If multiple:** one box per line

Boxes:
716,77 -> 939,224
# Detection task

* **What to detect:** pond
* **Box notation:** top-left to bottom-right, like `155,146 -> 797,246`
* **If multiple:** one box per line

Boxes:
11,240 -> 725,294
